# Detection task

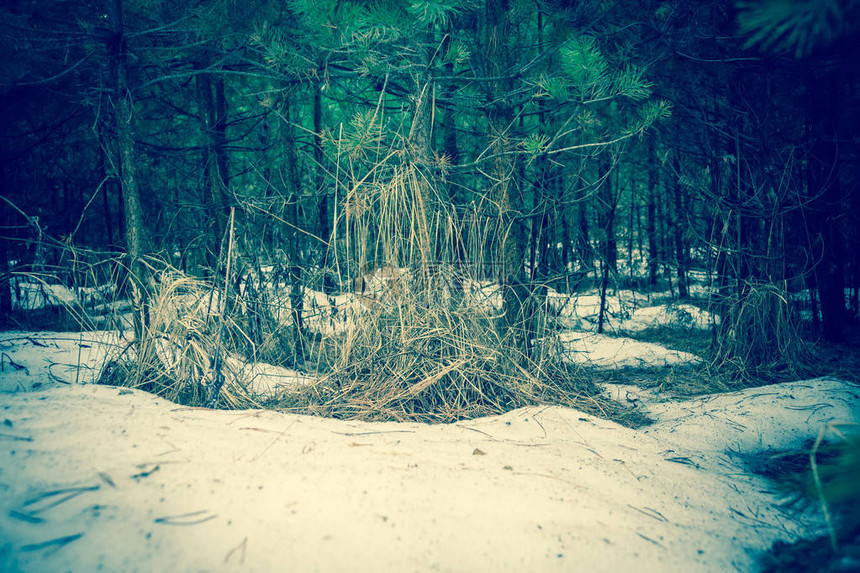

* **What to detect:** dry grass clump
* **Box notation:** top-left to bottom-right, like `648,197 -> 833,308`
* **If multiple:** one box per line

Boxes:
710,281 -> 813,382
97,271 -> 262,409
760,425 -> 860,571
279,281 -> 614,423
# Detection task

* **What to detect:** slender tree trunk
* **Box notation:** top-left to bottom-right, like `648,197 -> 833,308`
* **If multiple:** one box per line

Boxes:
0,160 -> 11,317
440,34 -> 460,171
709,130 -> 732,332
282,97 -> 305,363
659,196 -> 674,295
597,258 -> 609,334
482,0 -> 532,356
532,12 -> 552,283
0,241 -> 10,319
577,195 -> 591,271
628,173 -> 636,281
408,25 -> 436,271
98,151 -> 115,247
529,157 -> 549,281
107,0 -> 150,340
196,62 -> 230,259
671,147 -> 689,298
561,206 -> 571,283
313,79 -> 335,293
529,210 -> 538,281
647,140 -> 659,288
597,153 -> 617,272
96,114 -> 119,249
538,200 -> 553,279
596,154 -> 616,332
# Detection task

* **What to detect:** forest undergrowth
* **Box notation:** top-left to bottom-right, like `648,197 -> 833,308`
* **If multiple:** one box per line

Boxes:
4,238 -> 841,426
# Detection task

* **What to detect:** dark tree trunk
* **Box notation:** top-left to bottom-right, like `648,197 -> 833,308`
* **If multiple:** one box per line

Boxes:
659,195 -> 674,295
628,173 -> 636,282
196,63 -> 230,258
596,154 -> 617,332
282,97 -> 305,363
0,240 -> 10,320
440,34 -> 460,170
538,200 -> 553,279
577,194 -> 591,271
597,154 -> 617,273
529,210 -> 538,281
597,258 -> 609,334
481,0 -> 534,356
0,159 -> 11,317
408,24 -> 436,271
561,204 -> 571,280
647,139 -> 659,288
313,80 -> 335,293
99,151 -> 115,247
107,0 -> 150,340
671,147 -> 689,298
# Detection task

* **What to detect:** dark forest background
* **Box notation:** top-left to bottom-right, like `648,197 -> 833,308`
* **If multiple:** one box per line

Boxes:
1,0 -> 858,362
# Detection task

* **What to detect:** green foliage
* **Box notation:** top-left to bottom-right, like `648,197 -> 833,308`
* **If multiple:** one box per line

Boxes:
251,24 -> 314,77
443,38 -> 470,66
737,0 -> 855,57
534,74 -> 570,100
559,36 -> 610,100
521,132 -> 550,156
406,0 -> 470,28
612,65 -> 653,101
361,3 -> 409,40
617,100 -> 672,138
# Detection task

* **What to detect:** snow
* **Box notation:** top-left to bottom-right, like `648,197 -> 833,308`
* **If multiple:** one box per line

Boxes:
221,356 -> 315,399
1,376 -> 857,572
11,280 -> 116,312
549,288 -> 717,334
3,279 -> 854,571
0,331 -> 125,392
556,331 -> 702,369
0,332 -> 311,400
647,379 -> 860,454
622,303 -> 715,332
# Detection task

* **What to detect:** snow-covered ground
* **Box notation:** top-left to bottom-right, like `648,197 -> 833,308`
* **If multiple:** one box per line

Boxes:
10,281 -> 115,311
548,288 -> 717,334
1,372 -> 857,572
4,278 -> 855,571
0,332 -> 312,400
0,331 -> 124,392
557,331 -> 702,369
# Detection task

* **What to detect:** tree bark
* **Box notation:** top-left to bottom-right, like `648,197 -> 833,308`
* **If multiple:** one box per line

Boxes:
596,154 -> 616,333
0,159 -> 11,317
671,146 -> 689,298
313,79 -> 335,293
282,97 -> 305,363
647,138 -> 659,288
481,0 -> 533,355
408,25 -> 436,270
107,0 -> 150,340
196,61 -> 230,261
